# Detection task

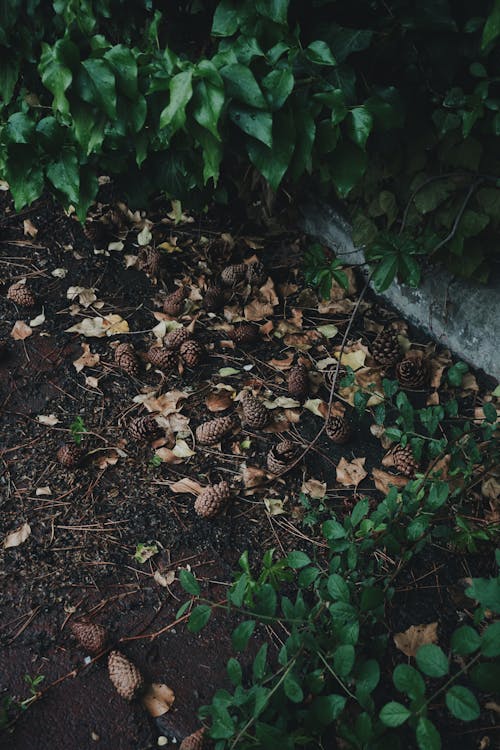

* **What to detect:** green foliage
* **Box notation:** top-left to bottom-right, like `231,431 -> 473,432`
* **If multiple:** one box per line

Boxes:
70,415 -> 87,445
1,1 -> 498,287
304,243 -> 349,300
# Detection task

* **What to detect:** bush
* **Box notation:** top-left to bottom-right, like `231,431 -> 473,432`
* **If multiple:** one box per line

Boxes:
1,1 -> 499,279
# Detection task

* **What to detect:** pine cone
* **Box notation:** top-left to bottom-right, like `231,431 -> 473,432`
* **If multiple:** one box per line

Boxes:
196,415 -> 235,445
108,651 -> 144,700
164,326 -> 192,350
287,364 -> 309,400
221,263 -> 247,287
326,415 -> 351,444
396,355 -> 428,389
7,282 -> 36,307
163,286 -> 187,316
246,260 -> 266,286
202,285 -> 225,312
324,365 -> 348,393
194,481 -> 232,518
180,339 -> 204,368
267,440 -> 301,474
84,207 -> 125,245
129,415 -> 162,442
57,443 -> 84,468
138,246 -> 162,278
180,729 -> 206,750
241,391 -> 269,429
392,444 -> 418,477
115,343 -> 139,377
147,346 -> 178,372
228,323 -> 258,345
70,619 -> 107,654
371,328 -> 401,366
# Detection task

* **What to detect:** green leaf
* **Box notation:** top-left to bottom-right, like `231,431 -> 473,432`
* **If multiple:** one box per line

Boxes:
447,361 -> 469,387
330,142 -> 367,198
5,113 -> 34,144
466,576 -> 500,612
227,657 -> 242,686
379,701 -> 411,727
286,551 -> 311,569
450,626 -> 481,655
323,520 -> 346,540
393,664 -> 425,699
471,663 -> 500,692
483,402 -> 498,424
333,644 -> 355,677
0,54 -> 19,104
372,254 -> 398,292
256,0 -> 289,24
179,569 -> 200,596
305,41 -> 336,66
229,105 -> 273,147
71,101 -> 105,155
247,108 -> 295,190
221,63 -> 266,108
481,621 -> 500,656
445,686 -> 480,721
284,671 -> 303,703
7,146 -> 44,210
351,499 -> 369,527
104,45 -> 138,99
327,574 -> 350,602
77,59 -> 116,119
193,80 -> 224,139
416,717 -> 441,750
360,587 -> 384,611
327,26 -> 373,62
311,694 -> 346,724
159,70 -> 193,134
232,620 -> 256,651
482,0 -> 500,49
298,566 -> 320,587
76,167 -> 98,221
415,644 -> 449,678
46,150 -> 80,206
253,644 -> 268,681
212,0 -> 240,36
346,107 -> 373,148
39,40 -> 77,117
356,659 -> 380,694
188,604 -> 211,632
262,69 -> 294,110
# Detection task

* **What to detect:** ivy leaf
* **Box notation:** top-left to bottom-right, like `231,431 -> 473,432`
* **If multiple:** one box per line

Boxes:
262,69 -> 294,110
5,113 -> 34,144
247,108 -> 295,190
39,40 -> 78,117
159,70 -> 193,134
229,105 -> 273,147
347,107 -> 373,148
46,149 -> 80,205
482,0 -> 500,49
212,0 -> 240,36
7,145 -> 44,210
329,142 -> 367,198
104,44 -> 138,99
256,0 -> 289,24
0,55 -> 19,105
305,41 -> 336,66
193,80 -> 224,140
221,63 -> 266,108
445,686 -> 480,721
77,59 -> 117,119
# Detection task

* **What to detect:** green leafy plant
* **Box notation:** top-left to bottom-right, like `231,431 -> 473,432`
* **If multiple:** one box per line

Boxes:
304,243 -> 349,300
70,415 -> 87,445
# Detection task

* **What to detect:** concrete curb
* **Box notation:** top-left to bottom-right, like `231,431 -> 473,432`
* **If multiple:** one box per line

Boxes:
299,200 -> 500,380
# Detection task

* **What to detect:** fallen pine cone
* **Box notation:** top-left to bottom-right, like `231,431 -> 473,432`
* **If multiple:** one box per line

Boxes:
83,208 -> 124,246
108,651 -> 144,700
396,354 -> 428,389
128,415 -> 162,442
57,443 -> 84,468
180,728 -> 206,750
163,286 -> 187,316
138,246 -> 162,279
287,363 -> 309,400
323,365 -> 348,393
196,415 -> 235,445
70,619 -> 107,654
221,263 -> 247,287
194,481 -> 232,518
326,415 -> 351,444
147,346 -> 178,372
241,391 -> 269,429
115,342 -> 139,377
371,327 -> 401,366
392,444 -> 418,477
267,440 -> 301,474
180,339 -> 204,368
246,260 -> 266,286
228,323 -> 258,345
164,326 -> 192,350
202,285 -> 224,312
7,282 -> 36,307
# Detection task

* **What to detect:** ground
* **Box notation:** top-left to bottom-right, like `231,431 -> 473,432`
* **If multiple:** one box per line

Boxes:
0,188 -> 498,749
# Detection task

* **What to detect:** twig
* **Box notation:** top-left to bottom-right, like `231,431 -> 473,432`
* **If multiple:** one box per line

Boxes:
430,179 -> 481,256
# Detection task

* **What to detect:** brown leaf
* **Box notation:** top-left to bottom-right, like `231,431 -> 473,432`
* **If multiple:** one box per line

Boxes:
258,277 -> 279,306
336,457 -> 367,488
301,478 -> 327,499
206,389 -> 235,412
372,468 -> 409,494
241,465 -> 268,489
394,622 -> 438,657
4,523 -> 31,549
142,683 -> 175,718
269,353 -> 295,370
140,390 -> 189,417
73,343 -> 100,372
153,569 -> 175,588
170,478 -> 203,495
11,321 -> 32,340
23,219 -> 38,237
482,475 -> 500,502
244,299 -> 274,322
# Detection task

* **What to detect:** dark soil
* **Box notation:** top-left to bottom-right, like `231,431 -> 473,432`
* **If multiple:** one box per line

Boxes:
0,190 -> 497,749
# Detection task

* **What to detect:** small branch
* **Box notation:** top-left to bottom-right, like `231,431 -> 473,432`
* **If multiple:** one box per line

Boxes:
430,179 -> 481,257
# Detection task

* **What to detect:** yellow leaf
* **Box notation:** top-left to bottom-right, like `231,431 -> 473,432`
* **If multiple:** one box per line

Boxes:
394,623 -> 438,657
4,523 -> 31,549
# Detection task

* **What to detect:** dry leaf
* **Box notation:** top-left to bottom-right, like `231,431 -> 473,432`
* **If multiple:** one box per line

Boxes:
336,457 -> 367,488
51,267 -> 68,278
170,478 -> 203,495
137,224 -> 153,246
244,299 -> 274,321
372,468 -> 409,494
35,486 -> 51,496
304,399 -> 328,418
394,623 -> 438,657
66,286 -> 98,308
269,353 -> 295,370
23,219 -> 38,237
4,523 -> 31,549
258,277 -> 279,306
206,389 -> 235,412
85,376 -> 100,389
263,396 -> 300,409
154,569 -> 176,587
172,439 -> 195,458
95,449 -> 121,469
301,479 -> 327,499
11,321 -> 32,340
242,465 -> 268,489
30,311 -> 45,327
142,683 -> 175,718
37,414 -> 60,426
264,498 -> 285,516
65,315 -> 129,338
140,390 -> 188,417
73,343 -> 100,372
482,475 -> 500,502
